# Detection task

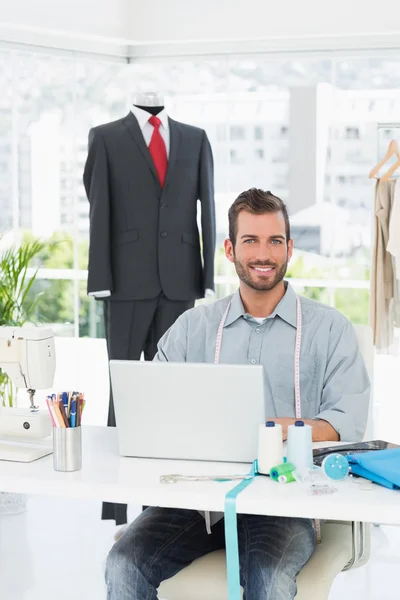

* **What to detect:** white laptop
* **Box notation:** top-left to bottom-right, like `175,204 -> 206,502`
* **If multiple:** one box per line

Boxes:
110,360 -> 265,463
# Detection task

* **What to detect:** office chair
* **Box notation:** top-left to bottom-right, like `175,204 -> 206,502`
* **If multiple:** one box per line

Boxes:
159,325 -> 373,600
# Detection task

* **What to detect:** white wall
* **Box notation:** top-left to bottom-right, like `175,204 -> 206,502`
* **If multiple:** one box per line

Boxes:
0,0 -> 130,56
130,0 -> 400,44
0,0 -> 128,40
1,0 -> 400,55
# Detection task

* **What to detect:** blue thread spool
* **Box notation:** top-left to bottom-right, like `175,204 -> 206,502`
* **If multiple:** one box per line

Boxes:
322,453 -> 349,481
287,420 -> 313,470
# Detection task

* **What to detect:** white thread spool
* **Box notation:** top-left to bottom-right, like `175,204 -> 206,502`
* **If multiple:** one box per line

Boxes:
287,420 -> 313,470
257,421 -> 284,475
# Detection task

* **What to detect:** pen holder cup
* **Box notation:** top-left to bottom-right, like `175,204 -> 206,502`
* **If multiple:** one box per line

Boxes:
53,426 -> 82,472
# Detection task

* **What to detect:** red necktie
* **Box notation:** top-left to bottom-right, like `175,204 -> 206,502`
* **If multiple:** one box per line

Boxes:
148,115 -> 168,187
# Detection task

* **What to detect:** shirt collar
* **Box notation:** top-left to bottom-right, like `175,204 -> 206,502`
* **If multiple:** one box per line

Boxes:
223,281 -> 298,329
224,290 -> 246,328
131,105 -> 169,131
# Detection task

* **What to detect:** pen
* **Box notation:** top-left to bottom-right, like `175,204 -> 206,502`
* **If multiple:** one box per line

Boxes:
75,397 -> 81,427
52,400 -> 66,428
58,399 -> 69,427
46,398 -> 57,427
79,393 -> 85,424
70,398 -> 77,428
62,392 -> 69,417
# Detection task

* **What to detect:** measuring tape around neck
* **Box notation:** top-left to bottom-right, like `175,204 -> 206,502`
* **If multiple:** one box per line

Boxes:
216,294 -> 321,545
215,295 -> 302,420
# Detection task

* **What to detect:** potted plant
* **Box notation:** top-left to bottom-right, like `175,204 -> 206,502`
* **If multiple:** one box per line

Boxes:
0,236 -> 46,515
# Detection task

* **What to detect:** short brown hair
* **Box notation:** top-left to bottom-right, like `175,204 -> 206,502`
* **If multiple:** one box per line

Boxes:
228,188 -> 290,247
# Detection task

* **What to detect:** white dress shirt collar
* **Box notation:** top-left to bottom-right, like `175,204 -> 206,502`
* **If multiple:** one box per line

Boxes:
131,105 -> 169,131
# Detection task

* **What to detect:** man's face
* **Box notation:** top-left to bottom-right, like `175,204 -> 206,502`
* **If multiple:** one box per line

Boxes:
224,211 -> 293,292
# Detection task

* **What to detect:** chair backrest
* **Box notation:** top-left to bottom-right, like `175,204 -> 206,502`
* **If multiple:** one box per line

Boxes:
352,325 -> 374,441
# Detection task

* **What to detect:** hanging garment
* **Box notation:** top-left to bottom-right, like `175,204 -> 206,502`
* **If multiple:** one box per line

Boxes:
386,180 -> 400,329
387,178 -> 400,280
369,179 -> 396,352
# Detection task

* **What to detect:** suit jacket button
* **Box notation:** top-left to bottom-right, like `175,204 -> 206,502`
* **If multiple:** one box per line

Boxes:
161,231 -> 167,238
161,203 -> 168,209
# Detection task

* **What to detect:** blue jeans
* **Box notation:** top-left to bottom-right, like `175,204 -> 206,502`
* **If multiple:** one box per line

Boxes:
105,508 -> 316,600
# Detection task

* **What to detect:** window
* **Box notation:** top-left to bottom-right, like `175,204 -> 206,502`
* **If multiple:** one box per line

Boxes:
230,149 -> 243,164
4,50 -> 400,334
254,126 -> 264,140
345,126 -> 360,139
271,154 -> 286,163
216,124 -> 226,141
230,126 -> 245,141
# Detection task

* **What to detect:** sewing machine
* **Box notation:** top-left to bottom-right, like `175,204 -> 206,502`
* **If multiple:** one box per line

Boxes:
0,327 -> 56,462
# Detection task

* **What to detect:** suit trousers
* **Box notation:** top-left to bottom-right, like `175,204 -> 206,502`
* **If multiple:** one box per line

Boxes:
101,294 -> 194,525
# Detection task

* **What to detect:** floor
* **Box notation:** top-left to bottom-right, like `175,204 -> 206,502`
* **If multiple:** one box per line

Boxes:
0,495 -> 399,600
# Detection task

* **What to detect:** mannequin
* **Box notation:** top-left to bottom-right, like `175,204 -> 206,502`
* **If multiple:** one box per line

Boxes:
131,94 -> 214,301
90,91 -> 214,301
83,89 -> 216,526
132,91 -> 165,115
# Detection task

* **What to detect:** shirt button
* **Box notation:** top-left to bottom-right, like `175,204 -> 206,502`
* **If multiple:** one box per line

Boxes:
251,359 -> 257,364
160,231 -> 167,238
255,328 -> 261,334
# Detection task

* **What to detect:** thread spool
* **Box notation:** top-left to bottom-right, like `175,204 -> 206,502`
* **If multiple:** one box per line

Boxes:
270,462 -> 296,483
257,421 -> 284,475
287,420 -> 313,471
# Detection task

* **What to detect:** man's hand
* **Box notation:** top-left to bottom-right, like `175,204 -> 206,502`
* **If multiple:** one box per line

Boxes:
266,418 -> 339,442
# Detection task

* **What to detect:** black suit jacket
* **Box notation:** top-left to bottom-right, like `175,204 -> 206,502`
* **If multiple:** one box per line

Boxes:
83,112 -> 216,302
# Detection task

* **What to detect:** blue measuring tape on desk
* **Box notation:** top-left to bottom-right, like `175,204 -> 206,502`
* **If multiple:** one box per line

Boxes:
224,459 -> 259,600
216,292 -> 314,600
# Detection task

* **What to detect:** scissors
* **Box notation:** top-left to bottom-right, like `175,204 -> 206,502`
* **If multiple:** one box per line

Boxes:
160,474 -> 253,484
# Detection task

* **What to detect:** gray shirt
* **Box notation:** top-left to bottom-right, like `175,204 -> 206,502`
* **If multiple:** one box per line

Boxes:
154,282 -> 370,442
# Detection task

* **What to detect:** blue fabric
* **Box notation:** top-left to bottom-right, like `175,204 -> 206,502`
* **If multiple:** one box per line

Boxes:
224,460 -> 258,600
347,448 -> 400,490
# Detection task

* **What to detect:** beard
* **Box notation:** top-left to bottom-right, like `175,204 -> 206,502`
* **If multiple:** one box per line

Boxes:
234,256 -> 288,292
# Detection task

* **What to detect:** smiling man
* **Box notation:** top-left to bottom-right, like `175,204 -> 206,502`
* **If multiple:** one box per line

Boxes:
105,188 -> 370,600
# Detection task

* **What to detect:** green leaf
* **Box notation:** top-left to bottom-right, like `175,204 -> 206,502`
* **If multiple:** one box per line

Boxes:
0,235 -> 48,406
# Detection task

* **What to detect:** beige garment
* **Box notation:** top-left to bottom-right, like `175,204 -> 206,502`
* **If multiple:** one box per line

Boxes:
387,180 -> 400,328
391,257 -> 400,330
369,179 -> 396,351
387,179 -> 400,279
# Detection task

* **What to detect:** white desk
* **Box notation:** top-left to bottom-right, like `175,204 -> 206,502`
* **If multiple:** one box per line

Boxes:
0,426 -> 399,525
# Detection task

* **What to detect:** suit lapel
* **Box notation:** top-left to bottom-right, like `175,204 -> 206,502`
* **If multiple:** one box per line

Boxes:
164,118 -> 180,191
123,113 -> 159,184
